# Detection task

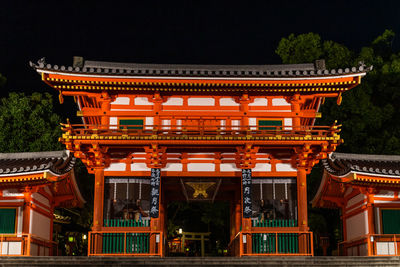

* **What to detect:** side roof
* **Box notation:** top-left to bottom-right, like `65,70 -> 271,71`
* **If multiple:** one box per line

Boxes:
0,150 -> 75,176
322,152 -> 400,177
30,57 -> 371,79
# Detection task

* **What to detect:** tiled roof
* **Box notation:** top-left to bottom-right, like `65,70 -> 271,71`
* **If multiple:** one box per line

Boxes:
0,150 -> 76,176
322,152 -> 400,177
29,57 -> 372,78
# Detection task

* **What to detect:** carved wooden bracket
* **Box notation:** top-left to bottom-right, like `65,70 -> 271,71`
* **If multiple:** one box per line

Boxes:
145,144 -> 167,168
235,144 -> 259,169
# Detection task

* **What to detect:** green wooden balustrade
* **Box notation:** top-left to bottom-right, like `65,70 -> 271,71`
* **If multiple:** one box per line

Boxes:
252,220 -> 298,254
252,219 -> 298,227
103,219 -> 150,227
102,219 -> 150,254
252,233 -> 299,254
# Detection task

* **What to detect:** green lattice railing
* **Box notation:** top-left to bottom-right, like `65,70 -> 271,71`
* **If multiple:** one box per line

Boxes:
252,219 -> 297,227
102,233 -> 150,254
103,219 -> 150,227
252,233 -> 299,254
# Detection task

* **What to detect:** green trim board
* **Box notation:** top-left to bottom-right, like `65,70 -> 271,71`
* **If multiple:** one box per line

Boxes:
0,208 -> 16,234
382,209 -> 400,234
119,119 -> 144,130
258,120 -> 283,130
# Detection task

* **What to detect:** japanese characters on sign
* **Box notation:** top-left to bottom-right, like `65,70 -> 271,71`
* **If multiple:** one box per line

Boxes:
150,168 -> 161,218
242,169 -> 252,218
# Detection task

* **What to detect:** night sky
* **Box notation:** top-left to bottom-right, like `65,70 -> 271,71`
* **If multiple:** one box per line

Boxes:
1,1 -> 399,98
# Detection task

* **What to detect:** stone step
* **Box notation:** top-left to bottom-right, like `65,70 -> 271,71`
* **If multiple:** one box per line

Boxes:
1,256 -> 400,267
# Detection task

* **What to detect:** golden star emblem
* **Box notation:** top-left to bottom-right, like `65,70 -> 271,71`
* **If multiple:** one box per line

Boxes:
186,182 -> 215,198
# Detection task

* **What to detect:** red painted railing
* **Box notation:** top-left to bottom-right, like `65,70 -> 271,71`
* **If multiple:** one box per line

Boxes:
0,234 -> 57,256
228,230 -> 313,257
339,234 -> 400,256
88,230 -> 163,257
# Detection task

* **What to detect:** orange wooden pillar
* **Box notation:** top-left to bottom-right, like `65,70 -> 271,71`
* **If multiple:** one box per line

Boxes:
92,167 -> 105,254
366,190 -> 375,256
22,187 -> 31,255
297,167 -> 309,254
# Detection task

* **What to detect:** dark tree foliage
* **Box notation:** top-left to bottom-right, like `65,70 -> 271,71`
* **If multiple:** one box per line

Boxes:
0,92 -> 63,152
276,30 -> 400,255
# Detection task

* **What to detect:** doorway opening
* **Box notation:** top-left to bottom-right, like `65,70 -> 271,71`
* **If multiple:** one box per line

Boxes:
166,201 -> 230,257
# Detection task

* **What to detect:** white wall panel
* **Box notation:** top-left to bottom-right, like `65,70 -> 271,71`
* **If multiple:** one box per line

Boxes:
188,98 -> 215,106
220,163 -> 238,172
375,190 -> 395,198
376,242 -> 395,255
252,163 -> 272,172
105,163 -> 126,171
164,163 -> 183,171
187,163 -> 215,172
276,163 -> 296,172
145,117 -> 154,126
30,210 -> 50,240
1,242 -> 21,255
7,242 -> 21,255
112,97 -> 130,105
17,207 -> 23,234
163,97 -> 183,106
220,98 -> 239,106
347,194 -> 366,208
134,97 -> 152,105
249,98 -> 268,106
131,163 -> 149,171
32,193 -> 50,208
346,210 -> 368,240
272,98 -> 290,106
109,117 -> 118,125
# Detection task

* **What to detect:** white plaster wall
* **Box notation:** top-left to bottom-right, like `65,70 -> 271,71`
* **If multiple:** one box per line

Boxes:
272,98 -> 290,106
249,98 -> 268,106
346,194 -> 366,208
249,118 -> 257,127
30,210 -> 50,240
220,163 -> 238,172
220,98 -> 238,106
346,210 -> 368,240
30,243 -> 38,256
252,163 -> 272,172
163,97 -> 183,106
375,190 -> 395,198
276,163 -> 296,172
112,97 -> 130,105
231,120 -> 240,128
32,193 -> 50,208
134,97 -> 152,105
2,189 -> 23,197
164,163 -> 183,172
105,163 -> 126,171
187,163 -> 215,172
188,98 -> 215,106
1,242 -> 21,255
17,207 -> 23,234
145,117 -> 154,128
376,242 -> 395,255
109,117 -> 118,125
284,118 -> 292,130
131,163 -> 149,171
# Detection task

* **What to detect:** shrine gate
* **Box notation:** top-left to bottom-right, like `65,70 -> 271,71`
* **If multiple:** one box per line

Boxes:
31,58 -> 369,256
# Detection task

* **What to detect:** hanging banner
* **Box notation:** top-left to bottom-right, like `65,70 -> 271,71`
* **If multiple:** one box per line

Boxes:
242,169 -> 252,218
150,168 -> 161,218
